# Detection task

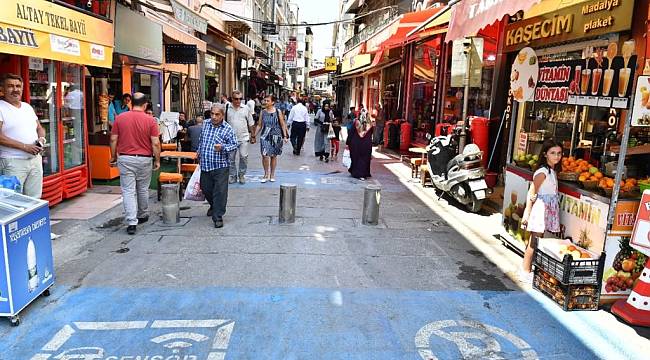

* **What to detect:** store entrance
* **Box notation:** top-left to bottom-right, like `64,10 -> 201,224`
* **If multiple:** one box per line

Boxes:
132,70 -> 162,116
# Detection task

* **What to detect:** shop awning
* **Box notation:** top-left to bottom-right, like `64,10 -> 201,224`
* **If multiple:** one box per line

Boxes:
309,68 -> 329,78
379,7 -> 445,50
162,23 -> 207,53
233,38 -> 255,58
0,0 -> 114,68
446,0 -> 542,42
407,5 -> 452,37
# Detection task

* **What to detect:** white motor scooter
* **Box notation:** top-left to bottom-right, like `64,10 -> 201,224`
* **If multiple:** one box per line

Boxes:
424,132 -> 488,212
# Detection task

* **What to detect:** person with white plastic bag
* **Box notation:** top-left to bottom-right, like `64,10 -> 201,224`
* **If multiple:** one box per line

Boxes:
183,165 -> 205,201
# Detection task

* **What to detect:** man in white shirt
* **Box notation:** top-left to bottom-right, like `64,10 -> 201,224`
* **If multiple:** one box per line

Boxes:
225,90 -> 255,184
246,96 -> 257,125
0,73 -> 46,198
287,98 -> 310,155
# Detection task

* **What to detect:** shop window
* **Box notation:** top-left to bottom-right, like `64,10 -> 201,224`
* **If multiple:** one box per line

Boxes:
132,71 -> 162,117
170,74 -> 182,112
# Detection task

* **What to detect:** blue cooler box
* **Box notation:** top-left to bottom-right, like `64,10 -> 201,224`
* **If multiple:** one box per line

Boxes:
0,189 -> 53,325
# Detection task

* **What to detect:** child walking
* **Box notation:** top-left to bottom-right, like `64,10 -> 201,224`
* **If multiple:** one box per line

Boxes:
330,119 -> 341,159
520,139 -> 563,284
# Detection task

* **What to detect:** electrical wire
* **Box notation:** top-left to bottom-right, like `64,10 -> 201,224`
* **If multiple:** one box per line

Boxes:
199,4 -> 398,27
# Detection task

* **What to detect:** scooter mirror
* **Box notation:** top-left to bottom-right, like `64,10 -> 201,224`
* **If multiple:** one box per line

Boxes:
426,133 -> 432,140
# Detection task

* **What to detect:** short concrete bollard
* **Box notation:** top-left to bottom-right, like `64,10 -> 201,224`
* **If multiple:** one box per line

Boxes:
279,183 -> 297,223
362,184 -> 381,225
161,183 -> 180,224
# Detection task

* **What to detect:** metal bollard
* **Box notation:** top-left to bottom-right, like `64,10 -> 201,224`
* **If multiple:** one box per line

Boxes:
279,183 -> 297,223
161,183 -> 180,224
362,185 -> 381,225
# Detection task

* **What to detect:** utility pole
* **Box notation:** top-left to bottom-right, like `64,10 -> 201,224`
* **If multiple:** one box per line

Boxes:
458,37 -> 473,153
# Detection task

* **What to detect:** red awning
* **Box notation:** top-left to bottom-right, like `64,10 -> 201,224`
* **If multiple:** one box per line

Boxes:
380,7 -> 444,50
446,0 -> 541,42
309,68 -> 329,78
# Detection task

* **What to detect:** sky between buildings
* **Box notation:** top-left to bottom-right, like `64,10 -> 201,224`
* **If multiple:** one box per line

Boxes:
293,0 -> 339,63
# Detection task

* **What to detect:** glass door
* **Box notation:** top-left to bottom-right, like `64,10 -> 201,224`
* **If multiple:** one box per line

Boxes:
132,70 -> 162,117
61,63 -> 86,170
28,58 -> 59,177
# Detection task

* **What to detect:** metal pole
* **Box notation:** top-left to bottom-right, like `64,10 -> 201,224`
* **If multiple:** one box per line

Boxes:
459,37 -> 472,153
279,183 -> 297,223
161,184 -> 180,224
362,185 -> 381,225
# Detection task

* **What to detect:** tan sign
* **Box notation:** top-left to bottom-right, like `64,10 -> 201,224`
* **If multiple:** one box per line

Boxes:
504,0 -> 633,52
341,53 -> 371,74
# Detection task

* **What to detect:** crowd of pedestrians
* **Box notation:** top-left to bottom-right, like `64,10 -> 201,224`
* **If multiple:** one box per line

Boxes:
0,68 -> 380,234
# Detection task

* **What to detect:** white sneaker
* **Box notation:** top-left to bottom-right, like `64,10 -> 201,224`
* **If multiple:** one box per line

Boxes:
260,178 -> 267,183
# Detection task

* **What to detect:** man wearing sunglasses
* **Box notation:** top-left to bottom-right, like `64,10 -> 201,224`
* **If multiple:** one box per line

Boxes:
224,90 -> 255,184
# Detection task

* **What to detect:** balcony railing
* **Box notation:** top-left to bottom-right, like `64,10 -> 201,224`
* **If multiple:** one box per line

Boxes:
344,8 -> 399,53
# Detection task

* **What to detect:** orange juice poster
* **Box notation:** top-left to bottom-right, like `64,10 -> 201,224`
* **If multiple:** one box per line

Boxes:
631,76 -> 650,126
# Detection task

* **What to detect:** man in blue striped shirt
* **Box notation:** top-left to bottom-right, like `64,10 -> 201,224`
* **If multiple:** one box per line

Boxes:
198,104 -> 238,228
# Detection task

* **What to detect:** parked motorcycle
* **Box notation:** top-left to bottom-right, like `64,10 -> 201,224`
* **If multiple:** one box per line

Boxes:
425,130 -> 488,213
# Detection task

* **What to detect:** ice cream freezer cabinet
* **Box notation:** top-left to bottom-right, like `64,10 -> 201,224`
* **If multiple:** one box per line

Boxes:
0,189 -> 54,326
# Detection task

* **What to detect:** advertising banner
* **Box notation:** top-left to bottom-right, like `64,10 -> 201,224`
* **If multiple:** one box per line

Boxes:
5,205 -> 54,313
502,168 -> 608,253
285,37 -> 297,68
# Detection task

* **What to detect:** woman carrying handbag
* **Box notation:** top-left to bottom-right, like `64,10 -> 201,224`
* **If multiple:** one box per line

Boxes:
313,103 -> 334,162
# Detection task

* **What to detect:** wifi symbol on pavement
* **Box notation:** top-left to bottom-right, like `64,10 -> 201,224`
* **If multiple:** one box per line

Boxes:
150,332 -> 209,353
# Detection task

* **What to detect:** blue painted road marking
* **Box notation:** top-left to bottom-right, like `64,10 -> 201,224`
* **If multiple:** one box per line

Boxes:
1,286 -> 642,359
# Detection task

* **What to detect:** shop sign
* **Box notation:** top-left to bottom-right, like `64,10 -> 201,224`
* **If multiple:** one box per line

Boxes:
28,57 -> 43,71
510,47 -> 538,103
325,56 -> 338,71
536,52 -> 636,109
517,132 -> 528,155
262,23 -> 278,35
450,38 -> 483,88
115,4 -> 163,64
0,21 -> 112,68
611,200 -> 640,234
0,0 -> 113,47
341,53 -> 372,74
171,0 -> 208,34
504,0 -> 634,52
502,168 -> 608,253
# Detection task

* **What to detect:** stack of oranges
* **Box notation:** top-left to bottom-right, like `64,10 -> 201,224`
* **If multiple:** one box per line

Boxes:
561,157 -> 594,174
598,176 -> 637,192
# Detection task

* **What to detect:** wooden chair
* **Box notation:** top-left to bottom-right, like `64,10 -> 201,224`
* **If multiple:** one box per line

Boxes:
157,172 -> 184,201
420,165 -> 432,187
410,158 -> 423,178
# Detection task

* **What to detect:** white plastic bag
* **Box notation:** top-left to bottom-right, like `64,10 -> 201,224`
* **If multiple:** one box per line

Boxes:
342,147 -> 351,169
183,166 -> 205,201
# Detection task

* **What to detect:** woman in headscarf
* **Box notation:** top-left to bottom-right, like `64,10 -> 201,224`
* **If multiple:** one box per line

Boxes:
313,103 -> 334,162
348,111 -> 374,180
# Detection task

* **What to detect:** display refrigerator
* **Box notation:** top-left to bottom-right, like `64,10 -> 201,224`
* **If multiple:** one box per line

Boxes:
28,59 -> 89,205
0,189 -> 54,326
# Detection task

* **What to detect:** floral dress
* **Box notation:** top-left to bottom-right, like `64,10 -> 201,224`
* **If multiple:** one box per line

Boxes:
526,167 -> 561,234
260,109 -> 283,156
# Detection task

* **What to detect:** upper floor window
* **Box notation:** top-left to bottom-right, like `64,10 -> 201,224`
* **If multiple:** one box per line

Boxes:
55,0 -> 111,19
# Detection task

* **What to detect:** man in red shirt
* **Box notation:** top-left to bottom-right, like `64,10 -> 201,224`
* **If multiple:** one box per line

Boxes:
110,92 -> 161,235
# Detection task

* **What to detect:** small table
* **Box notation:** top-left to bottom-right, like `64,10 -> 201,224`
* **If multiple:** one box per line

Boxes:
409,147 -> 428,162
160,151 -> 198,172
